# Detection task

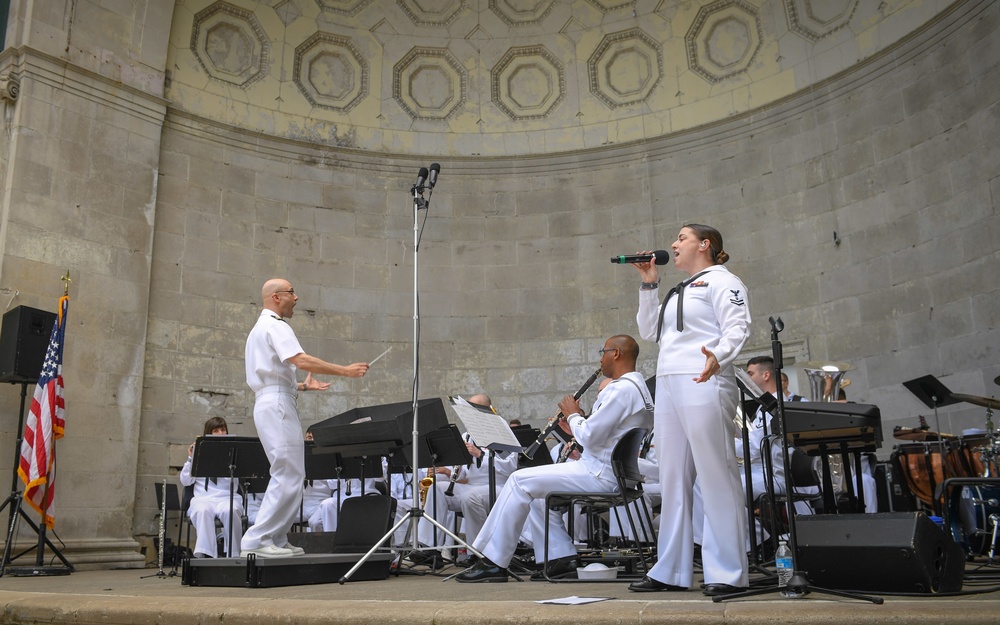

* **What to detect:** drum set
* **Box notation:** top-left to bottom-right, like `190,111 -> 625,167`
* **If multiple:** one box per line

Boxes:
892,378 -> 1000,560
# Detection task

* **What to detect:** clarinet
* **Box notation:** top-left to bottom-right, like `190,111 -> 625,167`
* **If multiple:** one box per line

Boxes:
522,367 -> 602,459
444,433 -> 472,497
557,439 -> 581,463
156,478 -> 166,574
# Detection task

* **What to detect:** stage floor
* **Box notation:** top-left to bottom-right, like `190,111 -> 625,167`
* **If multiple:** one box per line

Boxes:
0,558 -> 999,625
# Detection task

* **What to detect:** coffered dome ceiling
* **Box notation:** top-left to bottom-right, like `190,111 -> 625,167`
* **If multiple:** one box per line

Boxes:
166,0 -> 954,156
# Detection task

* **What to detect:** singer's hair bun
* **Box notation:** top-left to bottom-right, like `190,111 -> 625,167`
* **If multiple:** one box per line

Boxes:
716,250 -> 730,264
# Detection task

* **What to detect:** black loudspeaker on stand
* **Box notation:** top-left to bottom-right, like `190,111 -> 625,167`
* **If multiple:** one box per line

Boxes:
0,306 -> 57,383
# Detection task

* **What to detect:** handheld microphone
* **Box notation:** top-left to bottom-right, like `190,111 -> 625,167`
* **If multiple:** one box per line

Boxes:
610,250 -> 670,265
413,167 -> 429,191
428,163 -> 441,188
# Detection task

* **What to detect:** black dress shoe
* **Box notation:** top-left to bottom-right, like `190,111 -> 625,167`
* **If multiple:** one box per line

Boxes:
529,556 -> 579,581
628,576 -> 688,592
455,554 -> 477,568
702,583 -> 748,596
456,559 -> 508,583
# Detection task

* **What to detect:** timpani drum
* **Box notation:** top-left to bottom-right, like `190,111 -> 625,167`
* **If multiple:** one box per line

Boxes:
892,441 -> 976,507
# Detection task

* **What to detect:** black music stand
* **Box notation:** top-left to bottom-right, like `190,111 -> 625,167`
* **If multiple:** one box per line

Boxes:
302,442 -> 382,529
190,436 -> 269,558
410,425 -> 474,571
512,425 -> 551,468
733,369 -> 780,580
714,317 -> 883,604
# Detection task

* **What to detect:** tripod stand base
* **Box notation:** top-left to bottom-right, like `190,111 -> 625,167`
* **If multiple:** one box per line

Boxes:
5,565 -> 71,577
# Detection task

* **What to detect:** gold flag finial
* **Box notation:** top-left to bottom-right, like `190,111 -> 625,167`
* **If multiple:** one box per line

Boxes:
61,270 -> 71,296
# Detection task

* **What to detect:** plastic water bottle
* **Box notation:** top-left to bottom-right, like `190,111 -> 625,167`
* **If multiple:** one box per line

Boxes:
775,540 -> 793,587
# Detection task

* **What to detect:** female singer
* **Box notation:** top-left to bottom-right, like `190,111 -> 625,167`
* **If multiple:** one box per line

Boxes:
629,224 -> 751,596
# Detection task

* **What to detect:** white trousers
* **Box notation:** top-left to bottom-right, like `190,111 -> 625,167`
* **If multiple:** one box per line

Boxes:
188,495 -> 243,557
647,375 -> 749,588
472,462 -> 615,568
417,481 -> 459,547
241,392 -> 304,551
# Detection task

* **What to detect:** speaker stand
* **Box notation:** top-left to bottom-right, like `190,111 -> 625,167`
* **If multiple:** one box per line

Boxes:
714,317 -> 882,605
0,381 -> 73,576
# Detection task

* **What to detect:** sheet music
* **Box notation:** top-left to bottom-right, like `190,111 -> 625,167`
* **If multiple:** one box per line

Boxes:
735,367 -> 778,415
448,396 -> 522,453
735,367 -> 765,399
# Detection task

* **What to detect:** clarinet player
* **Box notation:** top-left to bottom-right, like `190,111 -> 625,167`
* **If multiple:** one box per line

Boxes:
629,224 -> 752,596
456,335 -> 653,582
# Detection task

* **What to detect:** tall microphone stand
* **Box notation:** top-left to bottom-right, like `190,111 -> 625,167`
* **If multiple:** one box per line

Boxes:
714,317 -> 882,604
338,165 -> 482,584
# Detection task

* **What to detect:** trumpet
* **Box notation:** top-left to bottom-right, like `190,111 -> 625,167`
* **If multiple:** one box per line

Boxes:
523,367 -> 602,459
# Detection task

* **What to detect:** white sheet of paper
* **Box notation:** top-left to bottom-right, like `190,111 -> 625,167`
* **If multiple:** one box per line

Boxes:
448,396 -> 522,452
536,596 -> 611,605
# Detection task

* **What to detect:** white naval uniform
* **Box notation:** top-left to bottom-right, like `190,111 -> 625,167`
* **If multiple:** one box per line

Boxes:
418,439 -> 519,549
389,471 -> 417,546
301,479 -> 337,531
241,310 -> 306,553
638,263 -> 751,588
471,372 -> 653,568
735,407 -> 788,500
179,455 -> 244,557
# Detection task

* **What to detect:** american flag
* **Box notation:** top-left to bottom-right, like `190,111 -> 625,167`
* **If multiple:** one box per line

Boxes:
17,296 -> 68,528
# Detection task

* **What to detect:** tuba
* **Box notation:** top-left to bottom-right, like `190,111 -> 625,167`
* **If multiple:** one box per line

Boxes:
802,361 -> 853,494
802,361 -> 853,402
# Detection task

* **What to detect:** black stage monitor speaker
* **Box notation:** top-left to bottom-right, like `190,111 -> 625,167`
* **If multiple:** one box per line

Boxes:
796,512 -> 964,593
0,305 -> 57,383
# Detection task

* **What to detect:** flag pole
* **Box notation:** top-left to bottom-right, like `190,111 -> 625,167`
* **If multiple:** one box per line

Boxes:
30,274 -> 70,564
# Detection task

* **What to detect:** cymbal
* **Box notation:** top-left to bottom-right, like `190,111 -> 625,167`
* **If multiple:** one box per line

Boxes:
893,427 -> 955,441
951,393 -> 1000,410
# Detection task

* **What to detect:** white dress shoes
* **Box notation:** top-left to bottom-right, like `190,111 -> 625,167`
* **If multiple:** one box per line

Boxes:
278,543 -> 305,556
243,544 -> 296,558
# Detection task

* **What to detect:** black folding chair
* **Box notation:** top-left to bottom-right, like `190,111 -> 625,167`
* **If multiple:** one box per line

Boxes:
542,427 -> 655,582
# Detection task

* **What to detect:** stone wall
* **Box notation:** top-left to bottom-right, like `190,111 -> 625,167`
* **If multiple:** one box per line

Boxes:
0,1 -> 170,568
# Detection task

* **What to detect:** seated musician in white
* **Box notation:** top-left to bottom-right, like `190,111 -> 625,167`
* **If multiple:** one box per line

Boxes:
179,417 -> 244,558
457,335 -> 653,583
416,394 -> 519,558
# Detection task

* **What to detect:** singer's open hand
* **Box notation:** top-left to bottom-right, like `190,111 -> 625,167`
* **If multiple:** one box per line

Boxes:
630,250 -> 660,283
694,345 -> 720,383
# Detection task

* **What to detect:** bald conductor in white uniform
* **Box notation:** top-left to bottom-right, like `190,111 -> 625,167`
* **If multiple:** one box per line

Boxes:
241,278 -> 369,558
